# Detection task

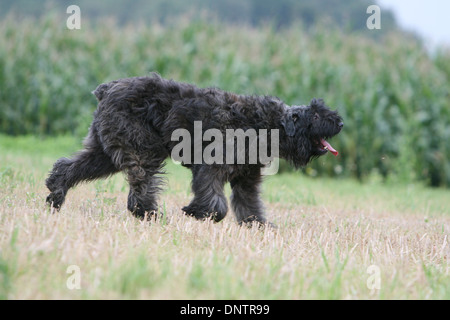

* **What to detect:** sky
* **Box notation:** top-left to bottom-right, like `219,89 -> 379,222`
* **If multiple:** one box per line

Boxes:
377,0 -> 450,49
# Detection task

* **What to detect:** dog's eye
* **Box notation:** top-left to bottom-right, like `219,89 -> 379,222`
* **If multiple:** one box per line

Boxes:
314,113 -> 319,121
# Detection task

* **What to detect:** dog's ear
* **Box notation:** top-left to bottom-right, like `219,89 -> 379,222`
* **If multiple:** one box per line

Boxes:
281,111 -> 299,137
310,98 -> 325,108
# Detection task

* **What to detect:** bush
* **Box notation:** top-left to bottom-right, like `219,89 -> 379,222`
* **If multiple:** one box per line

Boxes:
1,15 -> 449,186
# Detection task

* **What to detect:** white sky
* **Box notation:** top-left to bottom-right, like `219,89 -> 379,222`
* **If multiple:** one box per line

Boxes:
377,0 -> 450,48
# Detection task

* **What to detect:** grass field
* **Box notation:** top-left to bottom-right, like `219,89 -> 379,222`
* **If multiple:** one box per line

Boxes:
0,135 -> 449,299
2,16 -> 450,187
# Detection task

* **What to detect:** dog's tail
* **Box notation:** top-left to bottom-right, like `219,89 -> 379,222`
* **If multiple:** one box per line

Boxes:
92,81 -> 119,101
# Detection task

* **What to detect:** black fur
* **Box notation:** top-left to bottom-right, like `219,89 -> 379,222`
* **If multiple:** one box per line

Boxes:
46,73 -> 343,226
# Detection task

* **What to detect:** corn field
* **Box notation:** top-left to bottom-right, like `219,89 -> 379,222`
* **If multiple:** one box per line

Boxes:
1,15 -> 449,186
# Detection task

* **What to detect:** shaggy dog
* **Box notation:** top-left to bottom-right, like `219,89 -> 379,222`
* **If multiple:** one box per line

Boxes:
46,73 -> 343,225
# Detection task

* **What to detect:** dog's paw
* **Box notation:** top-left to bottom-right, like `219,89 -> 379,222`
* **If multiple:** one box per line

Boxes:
45,190 -> 65,211
239,215 -> 277,229
130,203 -> 159,221
182,205 -> 208,219
182,205 -> 226,222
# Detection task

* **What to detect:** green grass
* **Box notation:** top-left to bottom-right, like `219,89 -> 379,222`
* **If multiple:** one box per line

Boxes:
1,15 -> 450,186
0,135 -> 449,299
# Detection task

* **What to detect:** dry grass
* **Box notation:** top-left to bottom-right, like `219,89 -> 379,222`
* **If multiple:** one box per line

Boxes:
0,136 -> 449,299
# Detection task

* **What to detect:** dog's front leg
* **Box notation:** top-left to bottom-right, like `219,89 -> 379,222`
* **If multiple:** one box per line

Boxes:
230,166 -> 273,227
182,165 -> 228,222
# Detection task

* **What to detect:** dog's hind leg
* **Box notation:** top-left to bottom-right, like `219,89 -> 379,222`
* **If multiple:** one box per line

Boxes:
96,113 -> 168,220
124,158 -> 166,220
230,166 -> 271,227
45,129 -> 118,210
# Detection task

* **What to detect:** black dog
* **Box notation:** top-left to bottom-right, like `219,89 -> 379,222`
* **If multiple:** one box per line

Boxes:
46,73 -> 343,225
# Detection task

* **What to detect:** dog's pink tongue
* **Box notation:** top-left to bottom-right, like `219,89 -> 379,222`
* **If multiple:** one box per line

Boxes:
321,139 -> 339,156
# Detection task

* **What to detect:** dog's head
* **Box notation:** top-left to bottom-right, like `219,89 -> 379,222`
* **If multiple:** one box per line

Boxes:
281,98 -> 343,166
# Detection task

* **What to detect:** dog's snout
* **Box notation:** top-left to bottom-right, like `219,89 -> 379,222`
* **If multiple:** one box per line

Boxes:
338,121 -> 344,129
